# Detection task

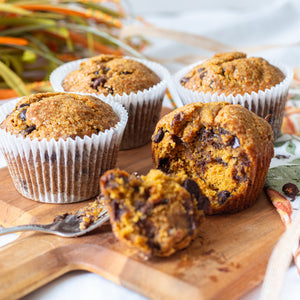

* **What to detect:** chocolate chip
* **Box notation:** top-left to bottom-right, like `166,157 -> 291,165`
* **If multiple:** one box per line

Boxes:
137,219 -> 155,238
282,183 -> 299,201
153,128 -> 164,143
94,70 -> 99,75
209,80 -> 214,89
198,67 -> 205,73
18,103 -> 29,109
173,112 -> 184,122
230,136 -> 240,149
197,193 -> 210,211
222,68 -> 226,76
171,134 -> 182,145
104,67 -> 110,73
92,76 -> 106,89
111,200 -> 124,221
157,158 -> 170,173
107,87 -> 114,95
217,190 -> 230,205
19,109 -> 27,121
199,71 -> 207,80
120,71 -> 132,75
180,77 -> 190,84
21,125 -> 36,135
198,127 -> 213,140
183,179 -> 200,200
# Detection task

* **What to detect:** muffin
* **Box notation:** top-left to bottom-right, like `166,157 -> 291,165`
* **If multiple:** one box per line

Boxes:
174,52 -> 293,139
0,92 -> 128,203
100,168 -> 204,259
152,101 -> 274,215
50,55 -> 169,149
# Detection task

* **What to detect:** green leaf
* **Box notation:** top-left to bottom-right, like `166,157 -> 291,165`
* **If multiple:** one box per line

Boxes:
64,23 -> 145,59
0,60 -> 28,96
22,50 -> 37,63
0,3 -> 31,15
9,45 -> 63,65
286,141 -> 296,155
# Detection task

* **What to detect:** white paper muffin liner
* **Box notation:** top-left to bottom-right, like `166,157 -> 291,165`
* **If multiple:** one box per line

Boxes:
50,56 -> 169,149
0,96 -> 128,203
173,59 -> 293,139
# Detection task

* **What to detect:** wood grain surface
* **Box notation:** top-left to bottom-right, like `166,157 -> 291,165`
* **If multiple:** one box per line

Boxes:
0,108 -> 285,300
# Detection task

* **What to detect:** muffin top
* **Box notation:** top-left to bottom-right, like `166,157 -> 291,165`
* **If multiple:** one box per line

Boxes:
180,52 -> 285,96
62,55 -> 161,96
0,92 -> 119,141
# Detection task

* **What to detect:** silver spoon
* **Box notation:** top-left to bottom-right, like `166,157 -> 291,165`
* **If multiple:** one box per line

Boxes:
0,209 -> 109,238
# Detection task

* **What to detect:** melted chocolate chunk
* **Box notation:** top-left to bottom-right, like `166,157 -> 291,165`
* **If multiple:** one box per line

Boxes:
180,77 -> 190,84
199,71 -> 207,80
282,183 -> 299,201
157,157 -> 170,173
173,112 -> 184,122
153,128 -> 164,143
197,193 -> 210,211
137,219 -> 155,238
92,76 -> 106,89
222,67 -> 226,76
18,103 -> 29,109
198,127 -> 214,140
230,136 -> 240,149
19,109 -> 27,121
217,190 -> 230,205
171,134 -> 182,145
111,200 -> 124,221
232,167 -> 248,183
120,71 -> 132,75
21,125 -> 36,135
182,198 -> 197,235
183,179 -> 200,200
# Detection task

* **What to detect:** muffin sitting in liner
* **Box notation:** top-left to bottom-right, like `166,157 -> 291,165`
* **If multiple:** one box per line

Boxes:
100,168 -> 204,259
174,51 -> 292,139
50,54 -> 169,149
152,101 -> 274,215
0,92 -> 127,204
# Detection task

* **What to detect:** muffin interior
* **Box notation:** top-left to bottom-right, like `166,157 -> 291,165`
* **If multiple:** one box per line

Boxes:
154,125 -> 251,210
100,169 -> 201,258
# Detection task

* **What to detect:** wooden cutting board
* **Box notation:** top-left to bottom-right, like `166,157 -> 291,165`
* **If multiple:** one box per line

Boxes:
0,108 -> 285,300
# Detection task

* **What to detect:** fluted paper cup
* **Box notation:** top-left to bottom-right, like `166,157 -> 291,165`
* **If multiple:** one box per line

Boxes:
0,97 -> 128,203
50,56 -> 169,149
173,59 -> 293,139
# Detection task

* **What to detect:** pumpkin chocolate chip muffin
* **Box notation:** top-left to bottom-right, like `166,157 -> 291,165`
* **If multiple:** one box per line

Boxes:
62,54 -> 161,96
180,52 -> 285,96
0,92 -> 128,203
174,52 -> 292,139
100,168 -> 204,259
1,92 -> 119,140
152,101 -> 274,215
50,55 -> 169,150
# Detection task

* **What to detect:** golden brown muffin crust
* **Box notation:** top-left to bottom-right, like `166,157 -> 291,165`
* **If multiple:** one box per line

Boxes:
152,102 -> 274,214
62,55 -> 161,96
180,52 -> 285,96
0,92 -> 119,141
